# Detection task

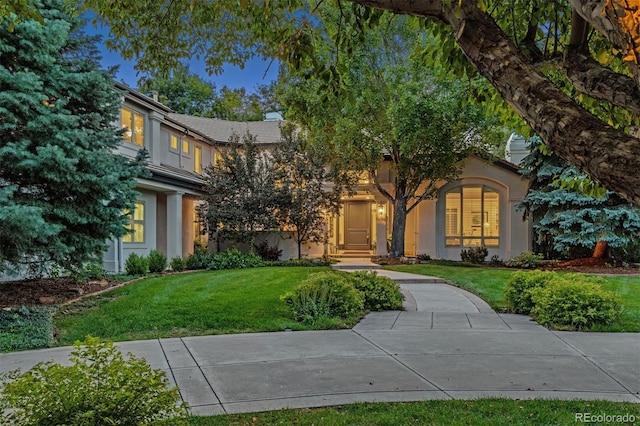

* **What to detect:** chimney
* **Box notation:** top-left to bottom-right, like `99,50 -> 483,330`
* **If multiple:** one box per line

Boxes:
151,90 -> 159,102
505,133 -> 529,166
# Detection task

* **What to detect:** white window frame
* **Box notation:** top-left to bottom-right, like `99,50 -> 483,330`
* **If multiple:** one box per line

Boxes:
169,134 -> 179,152
121,107 -> 145,147
445,185 -> 500,248
122,202 -> 145,244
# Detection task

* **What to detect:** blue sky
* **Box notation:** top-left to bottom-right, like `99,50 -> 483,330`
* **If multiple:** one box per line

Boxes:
86,19 -> 279,92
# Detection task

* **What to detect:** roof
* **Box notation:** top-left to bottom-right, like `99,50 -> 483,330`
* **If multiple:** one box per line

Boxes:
168,114 -> 283,144
115,82 -> 172,114
145,163 -> 205,191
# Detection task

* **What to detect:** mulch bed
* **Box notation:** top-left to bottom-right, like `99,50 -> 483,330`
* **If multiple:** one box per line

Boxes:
0,277 -> 123,309
542,258 -> 640,275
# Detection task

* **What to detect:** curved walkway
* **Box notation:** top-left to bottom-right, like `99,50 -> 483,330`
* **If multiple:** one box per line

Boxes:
1,260 -> 638,415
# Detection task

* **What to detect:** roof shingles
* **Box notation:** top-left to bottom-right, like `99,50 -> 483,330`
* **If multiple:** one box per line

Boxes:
168,114 -> 283,145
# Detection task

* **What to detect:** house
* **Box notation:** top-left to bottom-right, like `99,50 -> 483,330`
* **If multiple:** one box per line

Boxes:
104,84 -> 531,271
103,84 -> 283,272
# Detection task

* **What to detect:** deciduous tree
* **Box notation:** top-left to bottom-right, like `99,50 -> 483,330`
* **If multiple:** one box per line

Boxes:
200,132 -> 281,247
67,0 -> 640,205
272,126 -> 345,259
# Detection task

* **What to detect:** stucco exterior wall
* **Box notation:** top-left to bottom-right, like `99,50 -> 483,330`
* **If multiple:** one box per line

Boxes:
415,156 -> 530,261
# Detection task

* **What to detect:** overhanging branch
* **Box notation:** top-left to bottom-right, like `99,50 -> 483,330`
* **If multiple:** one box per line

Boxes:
348,0 -> 640,206
563,46 -> 640,115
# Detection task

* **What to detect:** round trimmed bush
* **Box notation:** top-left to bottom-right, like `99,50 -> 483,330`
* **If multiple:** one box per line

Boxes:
504,252 -> 544,269
281,272 -> 364,322
147,249 -> 167,273
530,276 -> 621,330
348,271 -> 404,311
170,256 -> 186,272
0,337 -> 188,425
504,270 -> 555,314
124,253 -> 148,276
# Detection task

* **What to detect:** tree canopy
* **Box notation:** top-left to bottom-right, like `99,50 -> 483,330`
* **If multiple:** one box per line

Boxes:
139,66 -> 281,121
272,125 -> 345,259
279,15 -> 502,257
0,0 -> 145,275
3,0 -> 639,204
200,132 -> 281,246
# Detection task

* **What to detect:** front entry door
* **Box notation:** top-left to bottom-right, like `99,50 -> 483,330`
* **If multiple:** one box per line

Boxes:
345,202 -> 371,250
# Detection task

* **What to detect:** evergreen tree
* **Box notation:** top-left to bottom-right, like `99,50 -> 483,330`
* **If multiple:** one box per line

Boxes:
0,0 -> 146,275
520,139 -> 640,260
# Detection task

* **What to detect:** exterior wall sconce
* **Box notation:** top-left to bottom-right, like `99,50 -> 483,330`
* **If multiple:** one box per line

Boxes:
377,203 -> 386,220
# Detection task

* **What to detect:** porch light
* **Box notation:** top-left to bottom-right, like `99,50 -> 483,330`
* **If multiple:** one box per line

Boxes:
377,203 -> 386,220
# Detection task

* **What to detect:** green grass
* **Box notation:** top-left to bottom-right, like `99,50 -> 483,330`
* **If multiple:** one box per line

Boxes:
385,264 -> 640,331
54,267 -> 333,345
188,399 -> 640,425
386,264 -> 513,310
599,275 -> 640,332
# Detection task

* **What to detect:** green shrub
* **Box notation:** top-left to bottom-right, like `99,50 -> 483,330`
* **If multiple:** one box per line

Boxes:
349,271 -> 404,311
170,256 -> 186,272
71,262 -> 105,283
281,272 -> 364,323
0,306 -> 54,353
0,336 -> 188,425
504,270 -> 555,314
124,253 -> 148,276
505,252 -> 545,269
148,249 -> 168,273
254,241 -> 283,261
460,246 -> 489,264
416,253 -> 431,262
530,275 -> 621,330
185,249 -> 211,270
208,248 -> 264,270
267,258 -> 332,267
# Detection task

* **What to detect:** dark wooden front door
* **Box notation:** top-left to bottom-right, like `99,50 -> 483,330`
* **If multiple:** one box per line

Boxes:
345,202 -> 371,250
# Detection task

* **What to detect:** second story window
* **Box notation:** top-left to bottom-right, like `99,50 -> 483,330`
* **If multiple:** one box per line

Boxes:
194,145 -> 202,174
214,151 -> 223,168
121,107 -> 144,146
182,139 -> 190,156
170,134 -> 179,151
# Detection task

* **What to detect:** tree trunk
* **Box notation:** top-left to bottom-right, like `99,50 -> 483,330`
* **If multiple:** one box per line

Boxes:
297,238 -> 302,260
390,196 -> 408,257
350,0 -> 640,207
592,240 -> 608,258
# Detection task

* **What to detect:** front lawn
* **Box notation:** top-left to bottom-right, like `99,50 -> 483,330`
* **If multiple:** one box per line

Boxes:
385,264 -> 640,332
386,264 -> 513,310
188,399 -> 640,425
54,267 -> 333,345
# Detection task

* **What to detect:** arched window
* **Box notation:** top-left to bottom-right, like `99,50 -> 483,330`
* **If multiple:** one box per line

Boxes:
445,185 -> 500,247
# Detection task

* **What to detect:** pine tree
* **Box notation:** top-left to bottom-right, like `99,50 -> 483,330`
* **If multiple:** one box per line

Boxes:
0,0 -> 145,275
520,138 -> 640,261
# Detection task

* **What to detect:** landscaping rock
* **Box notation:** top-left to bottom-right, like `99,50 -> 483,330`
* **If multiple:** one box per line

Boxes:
39,296 -> 56,305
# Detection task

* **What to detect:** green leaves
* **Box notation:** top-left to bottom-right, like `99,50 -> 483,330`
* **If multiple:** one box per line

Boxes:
520,139 -> 640,258
0,337 -> 188,424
